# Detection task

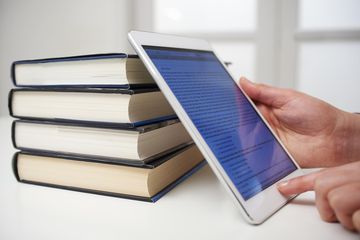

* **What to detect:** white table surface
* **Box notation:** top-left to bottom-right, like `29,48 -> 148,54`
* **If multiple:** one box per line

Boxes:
0,117 -> 358,240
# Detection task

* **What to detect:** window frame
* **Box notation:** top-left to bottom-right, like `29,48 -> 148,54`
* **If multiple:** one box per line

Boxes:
132,0 -> 360,89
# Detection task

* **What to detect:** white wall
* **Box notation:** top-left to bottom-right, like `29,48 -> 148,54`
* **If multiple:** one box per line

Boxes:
0,0 -> 134,116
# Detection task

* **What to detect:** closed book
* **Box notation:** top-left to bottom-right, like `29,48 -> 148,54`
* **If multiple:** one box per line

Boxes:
11,53 -> 156,88
12,145 -> 206,202
12,119 -> 193,163
9,88 -> 176,127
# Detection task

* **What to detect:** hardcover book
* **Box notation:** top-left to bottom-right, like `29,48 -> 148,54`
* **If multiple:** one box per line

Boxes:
9,88 -> 176,127
11,53 -> 156,88
13,144 -> 206,202
12,119 -> 193,163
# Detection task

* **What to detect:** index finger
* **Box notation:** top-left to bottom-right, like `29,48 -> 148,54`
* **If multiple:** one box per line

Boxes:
277,170 -> 323,195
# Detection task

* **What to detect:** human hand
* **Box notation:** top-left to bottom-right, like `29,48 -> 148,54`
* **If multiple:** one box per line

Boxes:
277,161 -> 360,232
239,77 -> 360,168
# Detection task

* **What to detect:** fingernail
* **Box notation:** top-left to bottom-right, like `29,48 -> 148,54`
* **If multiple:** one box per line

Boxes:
277,181 -> 289,189
240,77 -> 253,84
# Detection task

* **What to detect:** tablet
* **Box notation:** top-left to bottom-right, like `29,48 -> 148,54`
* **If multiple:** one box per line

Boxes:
128,31 -> 303,224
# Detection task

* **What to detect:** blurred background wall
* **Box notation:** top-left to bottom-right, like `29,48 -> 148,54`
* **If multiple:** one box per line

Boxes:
1,0 -> 360,116
0,0 -> 134,116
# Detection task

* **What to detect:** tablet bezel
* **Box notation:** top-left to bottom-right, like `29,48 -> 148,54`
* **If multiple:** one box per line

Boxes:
128,30 -> 303,224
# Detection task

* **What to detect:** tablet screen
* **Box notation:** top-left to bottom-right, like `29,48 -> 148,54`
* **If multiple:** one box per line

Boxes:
144,46 -> 297,200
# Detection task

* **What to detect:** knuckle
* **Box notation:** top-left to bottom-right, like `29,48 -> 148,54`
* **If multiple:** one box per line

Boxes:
256,85 -> 266,98
257,83 -> 267,88
328,189 -> 344,210
314,177 -> 326,194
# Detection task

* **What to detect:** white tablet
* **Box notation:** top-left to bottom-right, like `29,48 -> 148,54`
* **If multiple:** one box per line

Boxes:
128,31 -> 303,224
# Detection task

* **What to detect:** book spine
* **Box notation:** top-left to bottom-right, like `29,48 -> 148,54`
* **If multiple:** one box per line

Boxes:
8,89 -> 14,117
11,62 -> 17,86
12,152 -> 20,181
11,120 -> 18,149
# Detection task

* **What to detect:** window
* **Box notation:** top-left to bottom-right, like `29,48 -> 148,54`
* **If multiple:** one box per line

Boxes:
133,0 -> 360,112
152,0 -> 258,81
296,0 -> 360,112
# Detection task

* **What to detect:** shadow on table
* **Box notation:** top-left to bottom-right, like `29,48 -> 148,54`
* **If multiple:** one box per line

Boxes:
291,198 -> 315,206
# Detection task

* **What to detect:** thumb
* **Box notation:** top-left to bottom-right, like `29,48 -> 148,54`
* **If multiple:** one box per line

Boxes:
239,77 -> 290,108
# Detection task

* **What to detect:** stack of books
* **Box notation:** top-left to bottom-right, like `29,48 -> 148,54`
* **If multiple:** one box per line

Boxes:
9,53 -> 205,202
